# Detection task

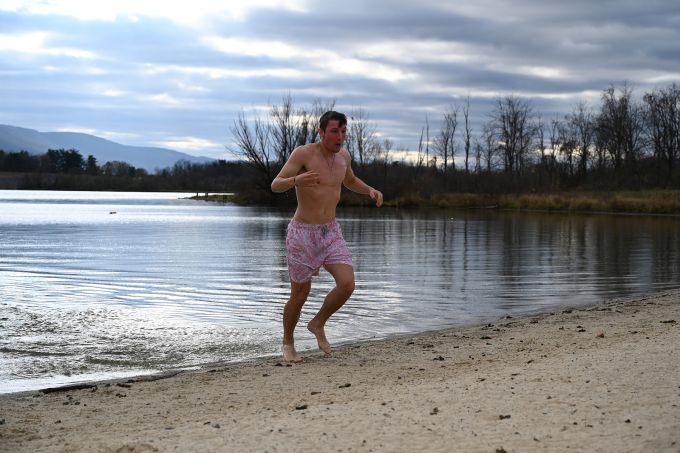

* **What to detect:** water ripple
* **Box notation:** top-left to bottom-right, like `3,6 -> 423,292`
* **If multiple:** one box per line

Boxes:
2,193 -> 680,392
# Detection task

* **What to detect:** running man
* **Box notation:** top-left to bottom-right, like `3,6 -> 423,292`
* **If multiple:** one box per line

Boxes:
271,110 -> 383,362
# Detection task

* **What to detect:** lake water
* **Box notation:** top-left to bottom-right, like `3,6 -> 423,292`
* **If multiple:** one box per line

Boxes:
1,190 -> 679,393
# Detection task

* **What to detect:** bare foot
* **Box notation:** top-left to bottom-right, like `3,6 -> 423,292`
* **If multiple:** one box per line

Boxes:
307,321 -> 332,356
282,344 -> 304,363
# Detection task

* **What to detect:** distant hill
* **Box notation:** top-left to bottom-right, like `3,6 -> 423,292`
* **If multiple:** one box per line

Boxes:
0,125 -> 214,172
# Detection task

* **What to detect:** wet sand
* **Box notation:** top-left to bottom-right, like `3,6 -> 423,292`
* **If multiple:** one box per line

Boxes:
1,291 -> 679,452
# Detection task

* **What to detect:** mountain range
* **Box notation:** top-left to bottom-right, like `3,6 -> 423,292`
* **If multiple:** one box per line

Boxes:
0,125 -> 214,172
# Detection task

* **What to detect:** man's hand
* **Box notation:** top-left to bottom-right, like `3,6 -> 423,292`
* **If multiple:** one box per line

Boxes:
294,170 -> 320,187
369,187 -> 383,207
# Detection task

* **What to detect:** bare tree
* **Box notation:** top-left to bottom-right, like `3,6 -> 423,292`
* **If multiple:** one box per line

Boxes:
489,95 -> 535,176
346,107 -> 378,167
230,110 -> 274,191
535,115 -> 546,186
462,96 -> 472,173
592,123 -> 609,175
478,123 -> 498,173
270,94 -> 303,164
549,115 -> 561,180
434,105 -> 458,174
378,138 -> 393,187
566,101 -> 595,177
643,83 -> 680,184
558,120 -> 577,178
425,114 -> 431,167
595,84 -> 646,173
377,138 -> 393,163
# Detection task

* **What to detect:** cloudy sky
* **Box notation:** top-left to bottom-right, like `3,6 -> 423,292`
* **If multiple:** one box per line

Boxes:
1,0 -> 679,160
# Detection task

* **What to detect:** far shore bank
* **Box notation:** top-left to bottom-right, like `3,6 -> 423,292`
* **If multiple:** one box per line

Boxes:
3,185 -> 679,216
1,290 -> 678,452
192,189 -> 680,215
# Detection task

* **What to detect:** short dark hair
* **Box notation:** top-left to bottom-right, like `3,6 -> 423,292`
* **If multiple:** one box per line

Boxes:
319,111 -> 347,131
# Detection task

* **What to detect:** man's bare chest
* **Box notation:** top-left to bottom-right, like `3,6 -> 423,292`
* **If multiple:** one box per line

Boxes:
303,155 -> 345,185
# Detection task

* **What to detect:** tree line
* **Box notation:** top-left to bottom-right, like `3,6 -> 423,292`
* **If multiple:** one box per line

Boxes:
0,148 -> 145,176
231,83 -> 680,203
3,82 -> 678,202
0,148 -> 251,193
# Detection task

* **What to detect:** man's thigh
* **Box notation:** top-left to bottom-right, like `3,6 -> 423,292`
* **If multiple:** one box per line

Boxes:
323,263 -> 355,286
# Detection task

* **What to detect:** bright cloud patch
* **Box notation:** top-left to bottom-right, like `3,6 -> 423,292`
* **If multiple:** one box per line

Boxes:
204,37 -> 300,59
360,40 -> 488,65
158,137 -> 222,153
0,32 -> 95,58
144,93 -> 183,106
143,63 -> 306,80
204,36 -> 415,82
0,0 -> 310,23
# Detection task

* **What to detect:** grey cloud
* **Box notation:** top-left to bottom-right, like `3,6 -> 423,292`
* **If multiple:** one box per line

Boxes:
1,2 -> 679,158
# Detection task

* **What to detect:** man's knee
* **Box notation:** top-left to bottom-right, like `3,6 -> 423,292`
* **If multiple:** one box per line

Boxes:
337,278 -> 355,297
290,281 -> 311,303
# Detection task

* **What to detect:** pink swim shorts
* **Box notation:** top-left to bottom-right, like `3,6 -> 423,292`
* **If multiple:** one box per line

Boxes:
286,219 -> 353,283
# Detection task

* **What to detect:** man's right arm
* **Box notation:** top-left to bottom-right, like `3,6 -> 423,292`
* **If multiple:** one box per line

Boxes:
273,147 -> 323,193
271,148 -> 304,193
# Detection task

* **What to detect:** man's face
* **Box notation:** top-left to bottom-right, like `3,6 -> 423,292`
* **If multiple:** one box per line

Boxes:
319,120 -> 347,153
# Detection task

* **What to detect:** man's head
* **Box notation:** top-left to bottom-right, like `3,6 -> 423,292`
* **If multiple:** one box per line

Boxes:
319,111 -> 347,131
318,111 -> 347,153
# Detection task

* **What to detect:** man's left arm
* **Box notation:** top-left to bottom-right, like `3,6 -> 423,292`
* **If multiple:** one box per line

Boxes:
342,152 -> 383,207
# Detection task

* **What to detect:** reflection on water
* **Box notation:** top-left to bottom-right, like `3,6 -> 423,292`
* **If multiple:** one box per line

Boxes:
1,190 -> 679,392
346,210 -> 679,320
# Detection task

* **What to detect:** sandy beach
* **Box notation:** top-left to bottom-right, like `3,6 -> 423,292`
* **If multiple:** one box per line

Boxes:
1,291 -> 679,453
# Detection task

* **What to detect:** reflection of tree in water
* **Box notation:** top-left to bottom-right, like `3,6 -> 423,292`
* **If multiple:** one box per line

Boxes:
350,208 -> 678,316
491,212 -> 680,310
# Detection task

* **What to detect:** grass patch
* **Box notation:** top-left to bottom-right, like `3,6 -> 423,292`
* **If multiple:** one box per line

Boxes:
194,189 -> 680,215
391,190 -> 680,214
190,193 -> 243,204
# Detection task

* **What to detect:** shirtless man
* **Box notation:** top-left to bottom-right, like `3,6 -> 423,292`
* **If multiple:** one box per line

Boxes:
271,110 -> 383,362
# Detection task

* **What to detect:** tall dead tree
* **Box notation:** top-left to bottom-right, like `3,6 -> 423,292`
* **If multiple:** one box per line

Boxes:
478,123 -> 497,173
462,96 -> 472,173
230,111 -> 274,191
434,105 -> 458,174
643,83 -> 680,184
535,115 -> 546,186
347,107 -> 377,167
270,94 -> 301,163
490,95 -> 535,176
558,120 -> 577,178
566,101 -> 595,177
549,115 -> 561,181
595,84 -> 645,173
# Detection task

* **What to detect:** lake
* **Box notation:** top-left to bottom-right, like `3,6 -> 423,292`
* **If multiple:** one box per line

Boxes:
1,190 -> 679,393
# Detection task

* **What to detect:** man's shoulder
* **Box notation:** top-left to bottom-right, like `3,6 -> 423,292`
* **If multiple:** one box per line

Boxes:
291,143 -> 319,161
292,143 -> 317,156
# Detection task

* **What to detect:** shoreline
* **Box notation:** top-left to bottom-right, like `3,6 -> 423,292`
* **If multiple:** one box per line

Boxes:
1,291 -> 679,452
192,190 -> 680,216
0,296 -> 642,398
